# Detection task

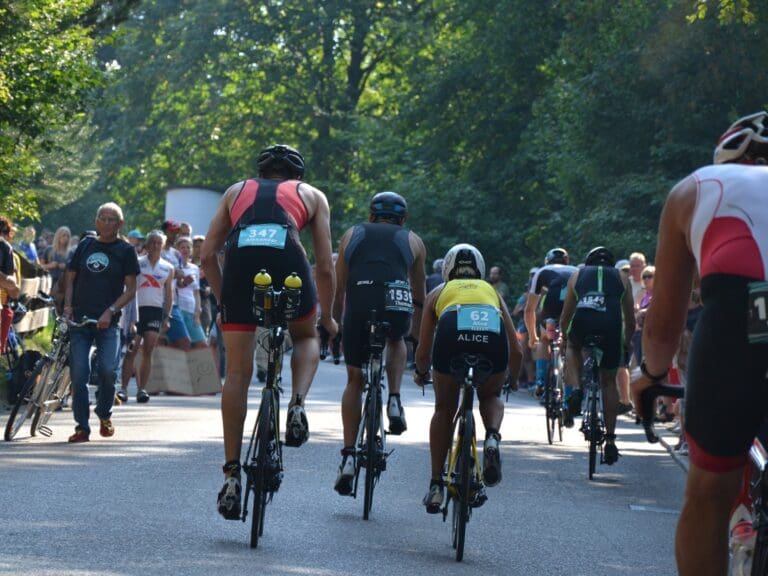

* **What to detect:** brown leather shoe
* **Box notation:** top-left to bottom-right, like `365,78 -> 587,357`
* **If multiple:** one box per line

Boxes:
99,419 -> 115,437
68,428 -> 90,443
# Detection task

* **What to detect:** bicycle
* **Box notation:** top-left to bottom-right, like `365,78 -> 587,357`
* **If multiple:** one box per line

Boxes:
4,316 -> 95,441
578,336 -> 606,480
349,310 -> 390,520
441,352 -> 493,562
240,269 -> 301,548
543,318 -> 564,444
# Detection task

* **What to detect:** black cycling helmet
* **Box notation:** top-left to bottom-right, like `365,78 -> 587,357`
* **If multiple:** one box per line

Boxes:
369,191 -> 407,224
584,246 -> 615,267
544,247 -> 568,265
256,144 -> 305,179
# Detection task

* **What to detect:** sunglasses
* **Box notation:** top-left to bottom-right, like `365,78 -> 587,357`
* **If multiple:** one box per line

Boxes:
642,274 -> 654,279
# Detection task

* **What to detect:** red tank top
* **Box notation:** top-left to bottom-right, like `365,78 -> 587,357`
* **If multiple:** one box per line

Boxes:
229,179 -> 309,231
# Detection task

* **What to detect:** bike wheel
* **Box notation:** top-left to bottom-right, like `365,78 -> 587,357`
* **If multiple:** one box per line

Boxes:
588,388 -> 599,480
30,364 -> 68,437
363,387 -> 381,520
4,358 -> 47,441
545,369 -> 555,445
452,412 -> 473,562
249,394 -> 273,549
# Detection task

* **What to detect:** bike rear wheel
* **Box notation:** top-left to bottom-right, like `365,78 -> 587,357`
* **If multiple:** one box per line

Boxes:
545,369 -> 556,445
452,412 -> 474,562
248,393 -> 273,548
363,387 -> 381,520
4,358 -> 48,441
588,388 -> 599,480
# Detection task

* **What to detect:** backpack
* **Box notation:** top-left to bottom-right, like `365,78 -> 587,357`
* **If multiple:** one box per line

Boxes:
7,350 -> 42,405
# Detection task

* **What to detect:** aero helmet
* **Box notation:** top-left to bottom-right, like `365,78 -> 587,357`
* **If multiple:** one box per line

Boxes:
544,247 -> 568,265
442,243 -> 486,282
714,112 -> 768,165
584,246 -> 615,267
369,191 -> 408,223
257,144 -> 305,179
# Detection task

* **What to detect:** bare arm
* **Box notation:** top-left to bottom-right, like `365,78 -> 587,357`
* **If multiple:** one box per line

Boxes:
500,297 -> 522,380
559,272 -> 578,334
415,287 -> 440,380
200,183 -> 238,302
408,232 -> 427,340
306,186 -> 337,337
524,293 -> 541,347
332,229 -> 352,325
642,177 -> 697,375
0,271 -> 20,300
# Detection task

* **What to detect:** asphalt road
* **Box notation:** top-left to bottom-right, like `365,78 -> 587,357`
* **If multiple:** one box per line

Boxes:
0,355 -> 684,576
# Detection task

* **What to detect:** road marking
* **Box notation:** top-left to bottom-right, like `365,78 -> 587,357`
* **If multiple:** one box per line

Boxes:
630,504 -> 679,515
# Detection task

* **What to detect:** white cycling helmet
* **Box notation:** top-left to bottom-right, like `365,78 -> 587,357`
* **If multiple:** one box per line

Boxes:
442,243 -> 486,282
714,111 -> 768,164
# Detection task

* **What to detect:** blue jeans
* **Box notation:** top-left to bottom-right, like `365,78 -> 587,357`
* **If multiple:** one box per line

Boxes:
69,324 -> 120,434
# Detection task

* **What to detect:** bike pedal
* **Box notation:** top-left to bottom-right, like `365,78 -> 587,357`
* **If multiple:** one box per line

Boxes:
37,425 -> 53,437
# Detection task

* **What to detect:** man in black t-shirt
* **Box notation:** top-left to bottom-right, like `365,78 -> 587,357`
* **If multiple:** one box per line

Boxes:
63,202 -> 139,443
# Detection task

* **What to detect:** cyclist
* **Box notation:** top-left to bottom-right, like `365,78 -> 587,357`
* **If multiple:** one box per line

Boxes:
559,247 -> 635,462
131,230 -> 175,403
332,191 -> 427,495
62,202 -> 139,442
201,144 -> 338,520
524,248 -> 578,400
632,112 -> 768,576
414,244 -> 521,512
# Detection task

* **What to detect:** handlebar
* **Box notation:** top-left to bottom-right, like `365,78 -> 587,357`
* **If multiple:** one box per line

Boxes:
639,383 -> 685,443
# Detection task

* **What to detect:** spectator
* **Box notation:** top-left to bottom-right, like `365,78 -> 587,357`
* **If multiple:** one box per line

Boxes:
614,258 -> 634,413
41,226 -> 72,314
127,229 -> 145,251
175,235 -> 207,349
62,202 -> 139,442
19,226 -> 39,264
489,265 -> 511,308
0,217 -> 21,353
426,258 -> 444,293
179,221 -> 193,237
628,252 -> 647,303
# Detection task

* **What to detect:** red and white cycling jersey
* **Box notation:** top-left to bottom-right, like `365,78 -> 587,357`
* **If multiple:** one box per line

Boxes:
137,255 -> 174,307
690,164 -> 768,281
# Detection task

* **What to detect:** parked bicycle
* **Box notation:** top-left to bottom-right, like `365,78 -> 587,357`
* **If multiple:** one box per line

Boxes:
5,316 -> 96,441
441,352 -> 492,562
348,310 -> 390,520
543,318 -> 564,444
240,269 -> 300,548
579,335 -> 606,480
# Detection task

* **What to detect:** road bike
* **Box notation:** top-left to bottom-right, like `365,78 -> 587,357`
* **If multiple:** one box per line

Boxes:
543,319 -> 564,444
579,336 -> 605,480
4,316 -> 95,441
241,270 -> 300,548
441,352 -> 492,562
349,310 -> 390,520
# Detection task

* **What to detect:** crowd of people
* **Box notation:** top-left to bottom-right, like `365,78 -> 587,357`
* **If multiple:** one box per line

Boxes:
3,110 -> 768,576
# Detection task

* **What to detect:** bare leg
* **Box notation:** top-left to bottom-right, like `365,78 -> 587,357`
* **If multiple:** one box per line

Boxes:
676,462 -> 742,576
429,372 -> 459,480
600,370 -> 619,435
221,331 -> 256,463
137,332 -> 159,390
385,338 -> 406,395
287,316 -> 319,406
340,366 -> 364,448
616,367 -> 631,404
478,373 -> 506,434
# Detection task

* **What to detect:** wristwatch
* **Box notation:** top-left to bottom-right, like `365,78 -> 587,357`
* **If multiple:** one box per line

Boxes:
640,359 -> 668,382
109,304 -> 118,314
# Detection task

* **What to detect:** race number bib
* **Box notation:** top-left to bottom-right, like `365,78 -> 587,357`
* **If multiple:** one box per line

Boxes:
385,280 -> 414,313
456,304 -> 501,333
238,224 -> 287,249
748,281 -> 768,343
576,291 -> 607,312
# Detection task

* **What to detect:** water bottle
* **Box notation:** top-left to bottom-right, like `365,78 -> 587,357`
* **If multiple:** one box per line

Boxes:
252,270 -> 273,325
282,273 -> 302,321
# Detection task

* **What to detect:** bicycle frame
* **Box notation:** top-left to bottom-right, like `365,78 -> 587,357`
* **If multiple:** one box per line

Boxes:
352,311 -> 389,519
580,344 -> 605,480
544,324 -> 564,444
